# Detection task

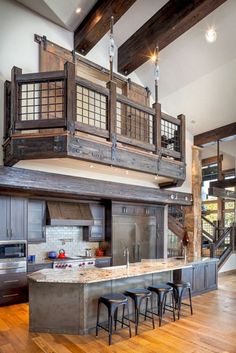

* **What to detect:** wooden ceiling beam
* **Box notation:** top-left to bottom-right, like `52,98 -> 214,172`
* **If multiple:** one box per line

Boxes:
194,122 -> 236,146
118,0 -> 227,75
210,178 -> 236,189
208,186 -> 236,200
74,0 -> 136,55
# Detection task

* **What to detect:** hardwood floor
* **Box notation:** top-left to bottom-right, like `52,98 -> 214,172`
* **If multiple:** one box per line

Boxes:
0,273 -> 235,353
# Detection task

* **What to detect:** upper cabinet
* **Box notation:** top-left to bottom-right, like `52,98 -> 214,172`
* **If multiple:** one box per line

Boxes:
0,196 -> 27,240
28,200 -> 46,243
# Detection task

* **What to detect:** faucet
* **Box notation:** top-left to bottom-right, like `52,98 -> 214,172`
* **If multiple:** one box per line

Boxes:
123,247 -> 129,268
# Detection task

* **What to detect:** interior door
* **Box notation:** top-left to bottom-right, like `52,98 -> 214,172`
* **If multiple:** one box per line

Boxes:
112,216 -> 136,265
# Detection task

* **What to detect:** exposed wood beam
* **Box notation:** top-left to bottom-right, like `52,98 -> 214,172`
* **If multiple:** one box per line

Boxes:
194,122 -> 236,146
118,0 -> 227,75
208,186 -> 236,200
74,0 -> 136,55
0,167 -> 192,205
210,178 -> 236,189
202,155 -> 223,167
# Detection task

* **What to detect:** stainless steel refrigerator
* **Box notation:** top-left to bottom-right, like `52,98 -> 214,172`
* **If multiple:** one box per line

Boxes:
112,215 -> 158,265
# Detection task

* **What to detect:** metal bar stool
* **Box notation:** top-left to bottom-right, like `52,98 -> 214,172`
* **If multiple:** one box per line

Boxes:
124,288 -> 155,335
167,281 -> 193,319
147,283 -> 176,326
96,293 -> 131,345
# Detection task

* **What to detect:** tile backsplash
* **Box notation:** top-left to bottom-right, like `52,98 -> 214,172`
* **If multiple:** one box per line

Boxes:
28,226 -> 99,262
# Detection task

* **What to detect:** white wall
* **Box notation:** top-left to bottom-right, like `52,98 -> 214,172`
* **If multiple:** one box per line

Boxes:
219,253 -> 236,273
0,0 -> 73,164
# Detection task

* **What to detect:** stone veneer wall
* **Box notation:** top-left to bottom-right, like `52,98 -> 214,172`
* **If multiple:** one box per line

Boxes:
28,226 -> 99,262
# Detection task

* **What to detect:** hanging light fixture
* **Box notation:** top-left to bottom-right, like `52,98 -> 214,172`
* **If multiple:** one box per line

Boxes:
205,26 -> 217,43
108,16 -> 115,80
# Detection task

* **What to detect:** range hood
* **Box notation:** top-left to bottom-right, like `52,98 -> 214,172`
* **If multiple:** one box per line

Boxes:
47,201 -> 94,226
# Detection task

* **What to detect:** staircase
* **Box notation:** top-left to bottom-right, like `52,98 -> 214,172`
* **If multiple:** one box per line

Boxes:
168,206 -> 185,257
201,216 -> 236,269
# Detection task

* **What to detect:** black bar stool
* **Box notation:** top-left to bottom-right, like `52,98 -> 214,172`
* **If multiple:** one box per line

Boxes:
124,288 -> 155,335
96,293 -> 131,345
167,281 -> 193,319
147,283 -> 176,326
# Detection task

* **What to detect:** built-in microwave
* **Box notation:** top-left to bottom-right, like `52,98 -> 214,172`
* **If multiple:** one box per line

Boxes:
0,240 -> 27,260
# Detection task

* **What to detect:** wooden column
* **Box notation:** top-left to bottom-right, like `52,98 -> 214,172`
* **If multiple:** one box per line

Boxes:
152,102 -> 161,153
185,146 -> 202,258
64,62 -> 76,133
178,114 -> 186,164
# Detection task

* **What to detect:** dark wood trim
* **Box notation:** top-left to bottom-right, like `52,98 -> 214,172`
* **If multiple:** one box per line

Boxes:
4,80 -> 11,140
74,0 -> 136,55
15,119 -> 66,130
116,135 -> 155,152
118,0 -> 227,75
208,186 -> 236,200
76,77 -> 109,97
153,102 -> 161,153
162,112 -> 181,126
116,93 -> 155,115
64,62 -> 76,132
74,122 -> 109,139
11,66 -> 22,134
0,166 -> 192,205
210,177 -> 236,189
194,122 -> 236,146
15,71 -> 64,83
161,148 -> 181,159
178,114 -> 186,164
202,155 -> 223,167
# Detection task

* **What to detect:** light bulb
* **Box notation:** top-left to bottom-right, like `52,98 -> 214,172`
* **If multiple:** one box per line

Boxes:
76,8 -> 81,14
205,27 -> 217,43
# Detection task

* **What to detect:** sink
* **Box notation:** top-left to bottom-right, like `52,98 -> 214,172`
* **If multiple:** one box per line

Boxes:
101,265 -> 127,270
174,257 -> 184,260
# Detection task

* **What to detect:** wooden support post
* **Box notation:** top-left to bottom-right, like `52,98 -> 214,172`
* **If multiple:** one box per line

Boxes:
185,146 -> 202,258
64,62 -> 76,133
152,102 -> 161,154
106,80 -> 117,141
178,114 -> 186,164
11,66 -> 22,135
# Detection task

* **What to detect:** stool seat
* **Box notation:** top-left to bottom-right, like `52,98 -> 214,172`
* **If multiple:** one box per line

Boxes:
148,284 -> 173,292
101,293 -> 128,303
168,281 -> 191,288
125,288 -> 151,296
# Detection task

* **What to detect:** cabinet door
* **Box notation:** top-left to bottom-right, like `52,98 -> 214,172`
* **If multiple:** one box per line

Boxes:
95,258 -> 111,268
193,264 -> 205,293
0,196 -> 10,240
136,216 -> 157,261
10,197 -> 27,240
28,200 -> 46,243
205,262 -> 217,290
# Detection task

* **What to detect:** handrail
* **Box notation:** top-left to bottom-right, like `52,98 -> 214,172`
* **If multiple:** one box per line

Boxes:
116,93 -> 155,116
76,76 -> 109,97
15,70 -> 65,83
162,112 -> 181,126
201,215 -> 216,228
214,226 -> 232,249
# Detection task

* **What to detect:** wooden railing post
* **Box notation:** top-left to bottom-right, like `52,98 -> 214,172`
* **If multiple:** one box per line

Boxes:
106,80 -> 117,145
11,66 -> 22,135
64,61 -> 76,133
178,114 -> 186,164
4,80 -> 11,140
152,102 -> 161,154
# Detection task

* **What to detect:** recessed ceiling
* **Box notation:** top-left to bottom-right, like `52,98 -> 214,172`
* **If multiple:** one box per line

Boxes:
15,0 -> 97,31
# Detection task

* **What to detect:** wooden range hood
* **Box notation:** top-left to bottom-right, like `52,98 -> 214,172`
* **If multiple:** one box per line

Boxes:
47,201 -> 94,226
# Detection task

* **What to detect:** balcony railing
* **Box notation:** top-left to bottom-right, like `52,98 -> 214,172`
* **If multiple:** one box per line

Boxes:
4,62 -> 185,163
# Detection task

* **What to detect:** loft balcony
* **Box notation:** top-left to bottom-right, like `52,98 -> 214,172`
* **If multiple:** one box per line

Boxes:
3,62 -> 186,187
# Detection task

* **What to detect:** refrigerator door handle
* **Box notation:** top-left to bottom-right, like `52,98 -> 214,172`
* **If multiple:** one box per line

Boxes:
137,243 -> 140,261
133,244 -> 136,259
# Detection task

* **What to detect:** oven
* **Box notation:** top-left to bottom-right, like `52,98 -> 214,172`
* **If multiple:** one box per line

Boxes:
0,240 -> 27,261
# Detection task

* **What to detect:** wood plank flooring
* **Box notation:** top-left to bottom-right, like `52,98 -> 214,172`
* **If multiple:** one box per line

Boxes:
0,273 -> 235,353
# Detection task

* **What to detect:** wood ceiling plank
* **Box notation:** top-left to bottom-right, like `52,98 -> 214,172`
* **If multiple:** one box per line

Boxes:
118,0 -> 227,75
74,0 -> 136,55
194,122 -> 236,146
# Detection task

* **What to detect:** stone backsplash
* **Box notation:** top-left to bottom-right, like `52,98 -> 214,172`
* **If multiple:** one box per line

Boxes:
28,226 -> 99,262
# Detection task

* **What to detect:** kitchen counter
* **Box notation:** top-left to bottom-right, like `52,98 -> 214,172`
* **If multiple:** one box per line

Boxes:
28,257 -> 218,335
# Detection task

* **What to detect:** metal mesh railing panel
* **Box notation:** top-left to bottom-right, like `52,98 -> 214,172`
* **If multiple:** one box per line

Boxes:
161,119 -> 180,152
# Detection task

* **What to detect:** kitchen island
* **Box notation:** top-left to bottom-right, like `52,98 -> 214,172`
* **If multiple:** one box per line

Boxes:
28,257 -> 218,335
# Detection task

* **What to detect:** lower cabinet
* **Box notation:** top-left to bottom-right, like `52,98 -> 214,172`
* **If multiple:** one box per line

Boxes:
0,273 -> 28,306
174,260 -> 218,296
95,258 -> 111,268
27,262 -> 53,273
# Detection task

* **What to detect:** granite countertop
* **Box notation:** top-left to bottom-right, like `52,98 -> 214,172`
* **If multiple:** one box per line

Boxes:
28,257 -> 217,284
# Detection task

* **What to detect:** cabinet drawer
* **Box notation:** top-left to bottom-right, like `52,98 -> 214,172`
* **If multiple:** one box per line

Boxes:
27,263 -> 53,273
0,273 -> 27,290
0,288 -> 28,306
95,258 -> 111,268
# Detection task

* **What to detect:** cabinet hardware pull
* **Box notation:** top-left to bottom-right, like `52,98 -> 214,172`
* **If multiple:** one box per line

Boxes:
6,229 -> 9,238
3,280 -> 19,283
2,293 -> 19,298
10,229 -> 13,239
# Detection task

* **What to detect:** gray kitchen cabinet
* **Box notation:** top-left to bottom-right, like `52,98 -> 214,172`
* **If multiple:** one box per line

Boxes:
0,273 -> 28,306
27,262 -> 53,273
83,204 -> 105,242
28,200 -> 46,243
0,196 -> 27,240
